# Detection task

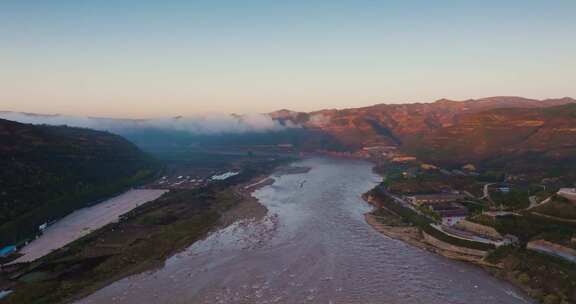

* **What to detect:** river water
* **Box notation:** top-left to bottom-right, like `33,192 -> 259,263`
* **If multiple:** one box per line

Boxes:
11,189 -> 167,264
78,157 -> 532,304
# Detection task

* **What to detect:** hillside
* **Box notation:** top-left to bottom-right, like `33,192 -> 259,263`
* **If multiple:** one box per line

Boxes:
271,96 -> 576,148
271,97 -> 576,171
0,119 -> 159,245
401,104 -> 576,168
1,96 -> 575,173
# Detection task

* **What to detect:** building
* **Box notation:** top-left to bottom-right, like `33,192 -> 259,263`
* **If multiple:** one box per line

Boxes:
438,209 -> 468,226
428,203 -> 469,226
558,188 -> 576,203
483,210 -> 516,219
39,222 -> 48,232
0,245 -> 16,258
406,193 -> 465,206
497,187 -> 511,193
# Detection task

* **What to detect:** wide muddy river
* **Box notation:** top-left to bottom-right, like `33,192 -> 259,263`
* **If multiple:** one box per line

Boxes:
79,158 -> 532,304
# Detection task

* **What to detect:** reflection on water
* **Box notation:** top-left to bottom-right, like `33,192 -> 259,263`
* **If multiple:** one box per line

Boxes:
78,157 -> 532,304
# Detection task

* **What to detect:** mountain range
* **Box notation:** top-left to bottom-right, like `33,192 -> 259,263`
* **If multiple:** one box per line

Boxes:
2,96 -> 576,244
2,96 -> 576,170
271,97 -> 576,171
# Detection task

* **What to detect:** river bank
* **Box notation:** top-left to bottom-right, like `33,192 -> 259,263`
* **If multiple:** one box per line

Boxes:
76,157 -> 532,304
8,189 -> 168,265
364,157 -> 576,303
0,159 -> 288,304
364,214 -> 494,264
361,186 -> 570,303
220,166 -> 312,226
362,195 -> 498,266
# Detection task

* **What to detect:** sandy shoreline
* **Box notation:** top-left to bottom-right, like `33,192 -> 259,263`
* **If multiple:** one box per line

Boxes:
361,193 -> 502,267
364,213 -> 494,265
220,166 -> 314,227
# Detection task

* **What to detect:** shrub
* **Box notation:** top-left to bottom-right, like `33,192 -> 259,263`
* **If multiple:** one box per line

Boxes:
517,272 -> 530,284
543,294 -> 560,304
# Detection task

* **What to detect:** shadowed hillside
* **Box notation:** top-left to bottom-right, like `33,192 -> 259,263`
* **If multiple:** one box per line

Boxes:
0,119 -> 159,245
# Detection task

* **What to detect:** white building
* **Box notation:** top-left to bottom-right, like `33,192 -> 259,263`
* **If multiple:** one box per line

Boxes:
558,188 -> 576,202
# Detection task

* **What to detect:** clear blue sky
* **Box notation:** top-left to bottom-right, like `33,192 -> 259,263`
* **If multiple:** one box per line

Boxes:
1,0 -> 575,117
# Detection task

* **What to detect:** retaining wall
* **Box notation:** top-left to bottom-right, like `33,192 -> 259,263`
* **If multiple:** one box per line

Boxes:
422,231 -> 488,257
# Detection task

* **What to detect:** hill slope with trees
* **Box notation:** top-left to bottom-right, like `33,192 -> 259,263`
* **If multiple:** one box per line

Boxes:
0,119 -> 159,245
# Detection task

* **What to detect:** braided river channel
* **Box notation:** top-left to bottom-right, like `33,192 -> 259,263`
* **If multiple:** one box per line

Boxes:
79,157 -> 533,304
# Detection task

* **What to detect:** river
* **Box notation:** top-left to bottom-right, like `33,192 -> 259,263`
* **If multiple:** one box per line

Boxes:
78,157 -> 532,304
11,189 -> 167,264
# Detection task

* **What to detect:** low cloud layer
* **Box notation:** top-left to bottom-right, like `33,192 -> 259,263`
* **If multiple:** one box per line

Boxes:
0,111 -> 298,135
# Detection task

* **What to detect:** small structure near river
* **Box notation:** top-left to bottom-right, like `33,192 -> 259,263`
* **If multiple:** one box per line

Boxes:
0,246 -> 16,258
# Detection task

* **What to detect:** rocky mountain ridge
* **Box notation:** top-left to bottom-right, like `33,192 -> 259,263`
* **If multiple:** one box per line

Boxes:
268,97 -> 576,175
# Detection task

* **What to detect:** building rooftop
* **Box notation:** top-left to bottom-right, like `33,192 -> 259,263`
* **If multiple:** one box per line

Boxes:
429,202 -> 469,218
558,188 -> 576,202
436,209 -> 469,218
0,245 -> 16,256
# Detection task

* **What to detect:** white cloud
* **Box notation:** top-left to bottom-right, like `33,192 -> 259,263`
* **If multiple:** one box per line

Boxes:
0,111 -> 297,135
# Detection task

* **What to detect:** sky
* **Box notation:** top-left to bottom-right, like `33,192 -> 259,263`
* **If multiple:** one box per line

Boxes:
1,1 -> 575,118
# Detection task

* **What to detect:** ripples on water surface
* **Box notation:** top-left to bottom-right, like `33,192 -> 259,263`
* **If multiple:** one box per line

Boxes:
79,157 -> 533,304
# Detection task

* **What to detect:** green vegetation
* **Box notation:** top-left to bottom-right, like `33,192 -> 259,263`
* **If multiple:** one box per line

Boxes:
369,189 -> 432,228
460,200 -> 487,215
386,175 -> 449,195
421,224 -> 495,251
531,196 -> 576,220
368,188 -> 494,251
486,246 -> 576,303
371,208 -> 407,226
493,214 -> 576,244
416,205 -> 441,222
468,214 -> 497,227
491,188 -> 531,210
484,245 -> 516,263
376,162 -> 576,303
478,170 -> 505,182
0,119 -> 159,246
481,210 -> 576,301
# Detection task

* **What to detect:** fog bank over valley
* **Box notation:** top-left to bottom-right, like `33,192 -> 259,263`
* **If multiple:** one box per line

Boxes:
0,111 -> 299,135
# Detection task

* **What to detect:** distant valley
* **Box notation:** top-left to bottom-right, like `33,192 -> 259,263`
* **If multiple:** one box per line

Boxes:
5,96 -> 575,176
